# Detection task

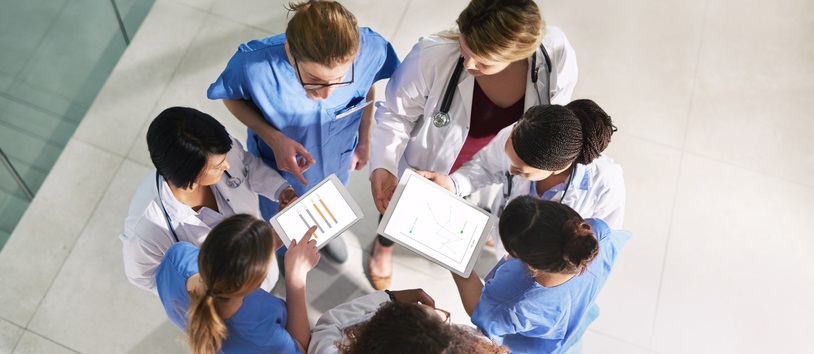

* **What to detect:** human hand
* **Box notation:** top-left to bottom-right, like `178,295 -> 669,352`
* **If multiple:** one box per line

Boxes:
284,226 -> 320,287
370,168 -> 397,214
414,170 -> 455,194
278,187 -> 298,211
390,288 -> 435,307
260,129 -> 315,186
349,143 -> 370,171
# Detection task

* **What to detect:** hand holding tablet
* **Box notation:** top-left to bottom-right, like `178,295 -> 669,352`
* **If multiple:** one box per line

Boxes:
378,169 -> 497,277
270,174 -> 364,249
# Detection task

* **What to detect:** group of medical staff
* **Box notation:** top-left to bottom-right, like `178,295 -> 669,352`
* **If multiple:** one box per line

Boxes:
119,0 -> 632,353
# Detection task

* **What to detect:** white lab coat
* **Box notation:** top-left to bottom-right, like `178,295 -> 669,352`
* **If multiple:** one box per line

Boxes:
451,125 -> 626,229
120,138 -> 289,294
370,26 -> 578,177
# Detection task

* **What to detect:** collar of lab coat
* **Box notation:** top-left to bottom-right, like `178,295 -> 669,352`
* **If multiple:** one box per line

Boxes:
570,163 -> 590,191
523,55 -> 541,108
156,174 -> 233,223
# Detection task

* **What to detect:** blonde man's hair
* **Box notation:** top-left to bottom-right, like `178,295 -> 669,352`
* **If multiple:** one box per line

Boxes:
286,1 -> 360,67
452,0 -> 545,63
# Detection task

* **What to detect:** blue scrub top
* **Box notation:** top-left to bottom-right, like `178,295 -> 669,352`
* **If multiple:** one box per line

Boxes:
207,28 -> 400,203
155,242 -> 301,354
473,219 -> 632,354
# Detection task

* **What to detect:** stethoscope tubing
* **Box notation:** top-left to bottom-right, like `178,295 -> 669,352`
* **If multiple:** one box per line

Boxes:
433,44 -> 552,128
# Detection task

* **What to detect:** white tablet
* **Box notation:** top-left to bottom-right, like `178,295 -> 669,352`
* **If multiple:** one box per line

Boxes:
377,169 -> 496,277
270,174 -> 363,249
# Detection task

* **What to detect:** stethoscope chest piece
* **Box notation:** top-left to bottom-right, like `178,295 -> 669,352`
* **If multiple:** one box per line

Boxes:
433,112 -> 451,128
224,165 -> 249,189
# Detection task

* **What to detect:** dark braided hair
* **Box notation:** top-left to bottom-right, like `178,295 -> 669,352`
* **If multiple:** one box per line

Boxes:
511,99 -> 616,170
566,99 -> 616,165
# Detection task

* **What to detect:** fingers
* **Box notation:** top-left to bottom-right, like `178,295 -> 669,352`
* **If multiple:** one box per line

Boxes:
349,155 -> 359,171
295,144 -> 316,165
300,225 -> 318,244
414,170 -> 437,179
414,289 -> 435,307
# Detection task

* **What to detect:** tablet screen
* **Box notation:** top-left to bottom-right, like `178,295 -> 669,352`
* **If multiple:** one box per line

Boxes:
378,170 -> 495,276
271,175 -> 362,249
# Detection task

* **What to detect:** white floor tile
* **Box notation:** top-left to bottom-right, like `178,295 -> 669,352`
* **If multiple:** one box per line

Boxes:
683,0 -> 814,188
538,0 -> 708,148
388,0 -> 470,56
12,331 -> 76,354
651,154 -> 814,354
582,330 -> 650,354
590,133 -> 682,348
126,13 -> 272,165
160,0 -> 216,13
72,0 -> 209,157
0,140 -> 121,326
0,317 -> 23,354
209,0 -> 290,34
25,160 -> 174,354
337,0 -> 410,42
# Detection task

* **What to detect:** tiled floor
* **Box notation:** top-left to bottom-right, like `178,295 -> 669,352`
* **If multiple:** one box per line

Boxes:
0,0 -> 155,248
0,0 -> 812,353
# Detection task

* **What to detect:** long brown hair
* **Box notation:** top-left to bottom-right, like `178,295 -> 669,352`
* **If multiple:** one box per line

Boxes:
186,214 -> 274,354
285,0 -> 359,67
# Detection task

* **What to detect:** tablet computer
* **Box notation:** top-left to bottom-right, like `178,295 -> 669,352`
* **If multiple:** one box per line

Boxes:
270,174 -> 363,249
377,169 -> 496,277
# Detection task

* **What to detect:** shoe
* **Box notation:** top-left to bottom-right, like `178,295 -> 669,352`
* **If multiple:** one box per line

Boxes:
320,237 -> 348,264
366,239 -> 392,290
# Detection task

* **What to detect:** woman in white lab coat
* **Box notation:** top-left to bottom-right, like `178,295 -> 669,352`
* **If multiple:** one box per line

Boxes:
366,0 -> 578,289
120,107 -> 298,294
419,99 -> 625,259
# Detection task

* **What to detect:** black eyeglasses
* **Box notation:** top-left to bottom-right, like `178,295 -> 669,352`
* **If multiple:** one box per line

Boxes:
294,57 -> 354,90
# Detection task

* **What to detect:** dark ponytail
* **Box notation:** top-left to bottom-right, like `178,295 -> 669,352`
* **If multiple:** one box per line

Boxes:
499,196 -> 599,274
511,100 -> 616,170
565,99 -> 616,165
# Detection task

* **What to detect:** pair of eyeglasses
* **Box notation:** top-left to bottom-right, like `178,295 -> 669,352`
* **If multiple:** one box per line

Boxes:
294,57 -> 354,90
434,307 -> 451,324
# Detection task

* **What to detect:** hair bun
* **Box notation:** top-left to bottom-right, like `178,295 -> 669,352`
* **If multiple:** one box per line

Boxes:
561,220 -> 599,270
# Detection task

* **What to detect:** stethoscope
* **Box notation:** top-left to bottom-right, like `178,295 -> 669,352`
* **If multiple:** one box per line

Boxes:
224,165 -> 249,189
433,44 -> 552,128
154,165 -> 248,243
498,165 -> 576,216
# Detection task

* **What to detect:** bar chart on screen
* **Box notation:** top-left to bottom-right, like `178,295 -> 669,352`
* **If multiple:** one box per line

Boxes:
273,175 -> 362,248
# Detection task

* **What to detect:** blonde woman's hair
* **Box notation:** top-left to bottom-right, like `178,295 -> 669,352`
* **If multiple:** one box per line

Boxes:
186,214 -> 275,354
449,0 -> 545,63
285,1 -> 360,67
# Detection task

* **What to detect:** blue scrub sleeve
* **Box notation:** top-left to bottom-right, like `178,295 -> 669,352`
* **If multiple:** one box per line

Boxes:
207,51 -> 249,100
373,41 -> 400,83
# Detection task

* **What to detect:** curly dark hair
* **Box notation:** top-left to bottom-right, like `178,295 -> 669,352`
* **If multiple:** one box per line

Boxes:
337,301 -> 508,354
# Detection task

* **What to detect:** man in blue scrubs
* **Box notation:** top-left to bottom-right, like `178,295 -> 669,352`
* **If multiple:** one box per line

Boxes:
207,1 -> 399,263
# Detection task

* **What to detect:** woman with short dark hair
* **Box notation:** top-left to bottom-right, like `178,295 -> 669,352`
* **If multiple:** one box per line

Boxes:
121,106 -> 297,294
